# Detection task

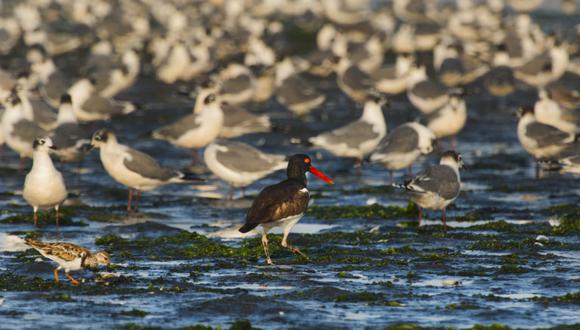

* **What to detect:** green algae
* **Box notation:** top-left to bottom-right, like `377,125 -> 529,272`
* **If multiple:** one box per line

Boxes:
469,325 -> 512,330
543,204 -> 580,221
307,203 -> 418,220
47,294 -> 74,302
117,309 -> 148,317
530,292 -> 580,305
468,237 -> 564,251
469,221 -> 520,232
0,274 -> 58,291
1,210 -> 87,226
445,302 -> 479,310
551,218 -> 580,235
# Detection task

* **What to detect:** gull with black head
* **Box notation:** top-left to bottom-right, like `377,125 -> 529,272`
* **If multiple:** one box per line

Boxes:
395,150 -> 463,229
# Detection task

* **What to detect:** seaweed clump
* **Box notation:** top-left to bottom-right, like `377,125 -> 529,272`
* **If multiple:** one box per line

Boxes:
308,203 -> 418,220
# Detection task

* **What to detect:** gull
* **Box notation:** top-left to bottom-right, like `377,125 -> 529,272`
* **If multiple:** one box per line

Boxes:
23,137 -> 68,225
218,63 -> 256,106
50,94 -> 91,162
67,78 -> 137,122
220,105 -> 272,138
152,93 -> 224,164
373,53 -> 415,95
1,93 -> 49,159
422,91 -> 467,147
275,58 -> 326,116
534,89 -> 579,134
90,129 -> 202,212
25,238 -> 110,286
517,105 -> 576,161
309,95 -> 388,165
204,140 -> 287,199
396,150 -> 463,229
406,65 -> 450,114
370,122 -> 436,183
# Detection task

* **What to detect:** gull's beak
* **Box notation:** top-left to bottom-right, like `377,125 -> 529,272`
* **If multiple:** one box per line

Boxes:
49,145 -> 58,151
309,165 -> 334,184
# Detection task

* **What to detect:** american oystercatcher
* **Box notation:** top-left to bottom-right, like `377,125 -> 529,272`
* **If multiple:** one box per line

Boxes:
239,154 -> 334,265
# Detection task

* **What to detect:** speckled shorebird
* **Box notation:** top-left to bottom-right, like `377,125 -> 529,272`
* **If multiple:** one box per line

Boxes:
310,95 -> 387,166
90,129 -> 202,212
152,93 -> 224,164
396,150 -> 463,229
25,238 -> 110,286
50,94 -> 91,162
204,140 -> 287,199
23,137 -> 67,226
239,154 -> 334,264
370,122 -> 436,183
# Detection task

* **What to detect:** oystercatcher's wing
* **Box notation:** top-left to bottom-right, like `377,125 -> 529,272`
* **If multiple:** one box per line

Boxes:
245,180 -> 309,226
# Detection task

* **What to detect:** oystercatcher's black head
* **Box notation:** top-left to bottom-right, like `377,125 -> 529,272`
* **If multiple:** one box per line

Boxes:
287,154 -> 334,185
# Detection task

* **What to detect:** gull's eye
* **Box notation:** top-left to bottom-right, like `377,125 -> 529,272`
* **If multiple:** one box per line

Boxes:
39,139 -> 45,145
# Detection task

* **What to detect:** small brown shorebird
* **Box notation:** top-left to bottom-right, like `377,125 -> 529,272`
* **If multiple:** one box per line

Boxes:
239,154 -> 334,264
25,238 -> 110,285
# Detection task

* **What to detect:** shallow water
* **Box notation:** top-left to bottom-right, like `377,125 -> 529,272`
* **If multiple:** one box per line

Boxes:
1,12 -> 580,330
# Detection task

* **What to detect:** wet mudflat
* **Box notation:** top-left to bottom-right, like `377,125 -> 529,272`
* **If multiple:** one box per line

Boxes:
1,20 -> 580,330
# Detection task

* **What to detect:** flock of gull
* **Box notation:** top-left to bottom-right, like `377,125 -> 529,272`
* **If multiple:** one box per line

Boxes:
0,0 -> 579,282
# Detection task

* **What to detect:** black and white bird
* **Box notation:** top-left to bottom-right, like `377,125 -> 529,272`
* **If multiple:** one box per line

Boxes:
218,63 -> 256,106
370,122 -> 436,183
239,154 -> 334,265
90,129 -> 201,212
1,93 -> 48,159
23,137 -> 68,226
152,93 -> 224,164
534,89 -> 579,134
275,58 -> 326,116
309,95 -> 387,165
204,140 -> 287,199
396,150 -> 463,229
422,91 -> 467,147
50,94 -> 91,162
406,65 -> 450,114
517,105 -> 577,161
67,78 -> 136,122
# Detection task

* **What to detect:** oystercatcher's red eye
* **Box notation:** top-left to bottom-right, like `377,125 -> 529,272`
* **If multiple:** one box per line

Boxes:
304,158 -> 310,164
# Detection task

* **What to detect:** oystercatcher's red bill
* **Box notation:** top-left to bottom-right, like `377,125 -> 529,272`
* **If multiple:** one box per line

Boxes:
309,166 -> 334,184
